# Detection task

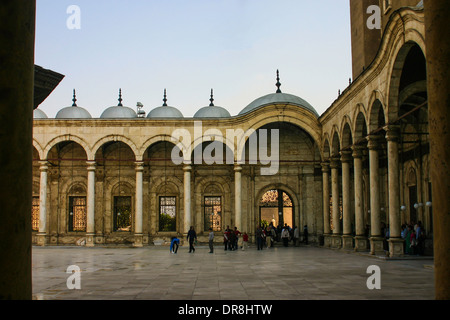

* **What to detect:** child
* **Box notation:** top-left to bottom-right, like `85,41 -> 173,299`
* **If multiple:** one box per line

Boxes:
242,232 -> 249,251
170,236 -> 180,254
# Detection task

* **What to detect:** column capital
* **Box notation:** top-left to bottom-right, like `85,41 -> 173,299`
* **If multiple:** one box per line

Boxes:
234,163 -> 242,172
385,125 -> 401,142
321,162 -> 330,172
367,135 -> 382,150
330,157 -> 340,169
340,150 -> 353,163
86,161 -> 97,171
352,145 -> 365,159
39,161 -> 49,171
135,161 -> 145,171
183,164 -> 192,172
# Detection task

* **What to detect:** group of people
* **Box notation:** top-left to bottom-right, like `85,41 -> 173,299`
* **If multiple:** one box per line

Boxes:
401,221 -> 426,255
169,223 -> 310,254
223,226 -> 248,251
255,223 -> 309,250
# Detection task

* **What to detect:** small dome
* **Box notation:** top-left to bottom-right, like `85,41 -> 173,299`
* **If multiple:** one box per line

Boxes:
194,105 -> 231,118
55,89 -> 92,119
147,89 -> 184,119
100,106 -> 138,119
100,89 -> 138,119
193,89 -> 231,119
239,92 -> 319,117
56,106 -> 92,119
33,108 -> 48,119
148,106 -> 184,119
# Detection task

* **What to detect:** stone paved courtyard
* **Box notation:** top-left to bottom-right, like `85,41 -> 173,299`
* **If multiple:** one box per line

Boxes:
32,244 -> 435,300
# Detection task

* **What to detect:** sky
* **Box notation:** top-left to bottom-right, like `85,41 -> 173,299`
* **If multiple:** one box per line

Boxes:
35,0 -> 352,118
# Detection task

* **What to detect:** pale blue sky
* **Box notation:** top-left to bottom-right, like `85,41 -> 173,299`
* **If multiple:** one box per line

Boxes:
35,0 -> 352,118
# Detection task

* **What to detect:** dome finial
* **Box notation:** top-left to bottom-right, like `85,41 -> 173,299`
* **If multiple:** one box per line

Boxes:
163,89 -> 168,106
72,89 -> 78,107
118,88 -> 123,107
209,89 -> 215,107
276,70 -> 282,93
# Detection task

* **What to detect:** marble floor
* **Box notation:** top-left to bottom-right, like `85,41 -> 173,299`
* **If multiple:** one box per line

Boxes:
32,244 -> 435,300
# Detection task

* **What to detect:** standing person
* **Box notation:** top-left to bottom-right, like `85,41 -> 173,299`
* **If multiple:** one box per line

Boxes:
229,229 -> 236,251
170,236 -> 180,254
303,225 -> 309,245
405,225 -> 412,254
187,226 -> 197,253
208,228 -> 214,254
224,227 -> 230,251
265,225 -> 272,248
242,232 -> 249,251
281,227 -> 290,247
256,226 -> 264,250
293,226 -> 299,247
234,227 -> 241,250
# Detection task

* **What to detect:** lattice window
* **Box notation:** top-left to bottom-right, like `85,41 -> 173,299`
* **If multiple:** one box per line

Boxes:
204,196 -> 222,232
260,190 -> 292,207
159,196 -> 176,232
69,197 -> 87,232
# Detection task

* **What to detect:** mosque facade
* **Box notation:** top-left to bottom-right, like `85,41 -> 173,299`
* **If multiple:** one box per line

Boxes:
32,2 -> 431,257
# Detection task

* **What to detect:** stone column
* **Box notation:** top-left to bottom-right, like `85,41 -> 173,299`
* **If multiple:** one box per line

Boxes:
36,161 -> 49,246
341,151 -> 353,249
134,162 -> 144,247
85,161 -> 96,247
330,158 -> 342,248
424,0 -> 450,300
386,127 -> 403,257
352,146 -> 367,251
367,136 -> 384,254
0,0 -> 35,300
234,164 -> 242,230
321,162 -> 331,247
184,164 -> 192,234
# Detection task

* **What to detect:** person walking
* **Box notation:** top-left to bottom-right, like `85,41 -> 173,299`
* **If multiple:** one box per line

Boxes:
242,232 -> 249,251
208,228 -> 214,253
187,226 -> 197,253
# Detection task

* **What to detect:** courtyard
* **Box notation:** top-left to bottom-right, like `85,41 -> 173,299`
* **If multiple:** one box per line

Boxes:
32,244 -> 434,300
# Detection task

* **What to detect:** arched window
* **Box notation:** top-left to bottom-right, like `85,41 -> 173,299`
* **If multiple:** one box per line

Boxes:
260,189 -> 293,228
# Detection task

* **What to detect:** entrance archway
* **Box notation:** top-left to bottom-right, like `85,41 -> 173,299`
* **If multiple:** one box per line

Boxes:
259,189 -> 294,229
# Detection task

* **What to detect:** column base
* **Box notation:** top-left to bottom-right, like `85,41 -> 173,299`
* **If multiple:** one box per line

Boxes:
85,233 -> 95,247
331,234 -> 342,248
95,234 -> 105,245
369,237 -> 385,255
354,236 -> 369,252
389,238 -> 405,257
323,234 -> 332,247
133,234 -> 144,248
36,233 -> 48,246
341,235 -> 353,250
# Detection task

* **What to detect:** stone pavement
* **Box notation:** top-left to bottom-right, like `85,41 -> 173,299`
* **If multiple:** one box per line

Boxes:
32,244 -> 435,300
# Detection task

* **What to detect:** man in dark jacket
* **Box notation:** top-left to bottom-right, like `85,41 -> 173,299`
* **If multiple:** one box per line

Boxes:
187,226 -> 197,253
